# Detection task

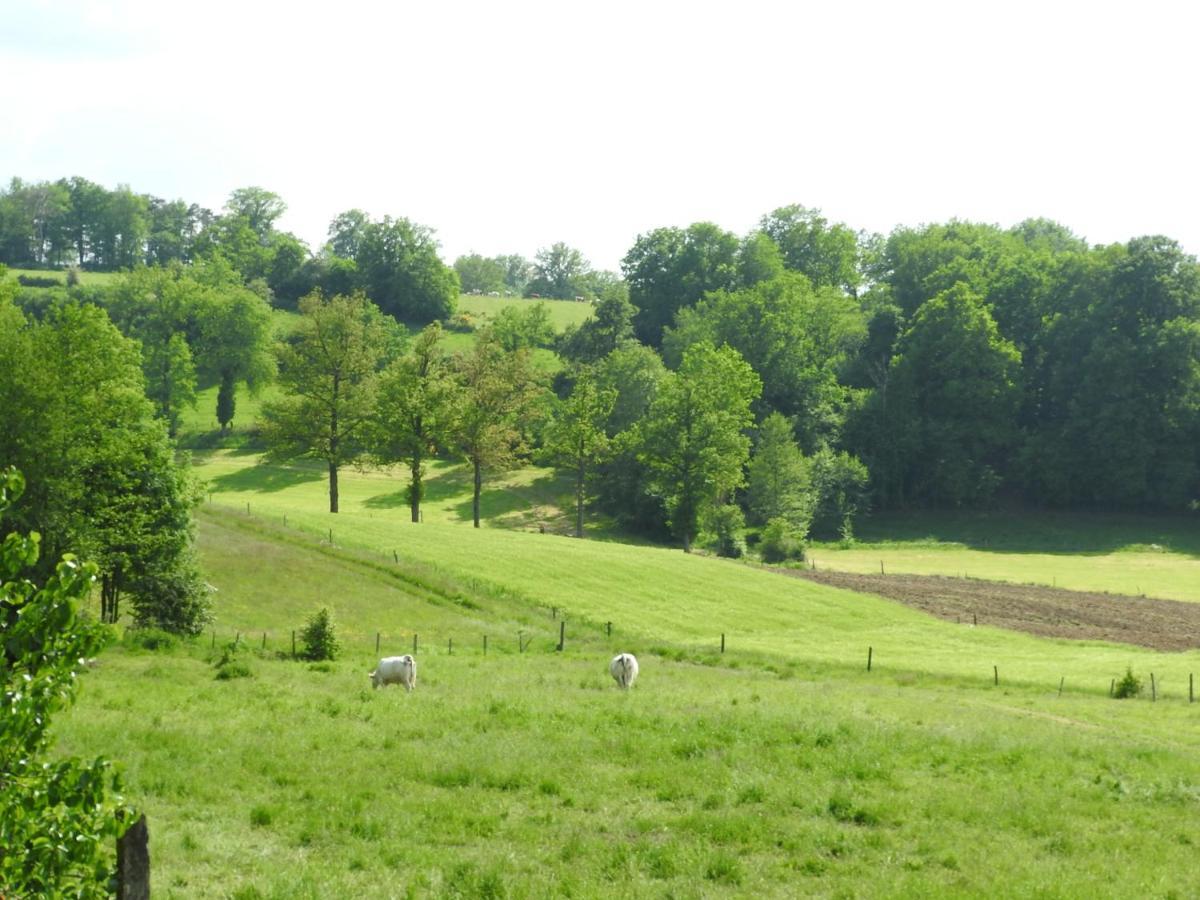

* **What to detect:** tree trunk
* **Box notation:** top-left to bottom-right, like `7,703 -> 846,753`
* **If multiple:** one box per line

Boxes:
329,461 -> 339,514
216,370 -> 236,434
472,459 -> 482,528
575,460 -> 585,538
409,452 -> 422,524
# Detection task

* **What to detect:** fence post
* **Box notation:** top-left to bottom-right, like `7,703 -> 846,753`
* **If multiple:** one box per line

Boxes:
413,633 -> 418,655
291,630 -> 296,659
1191,673 -> 1194,704
1151,673 -> 1156,702
234,631 -> 240,649
606,621 -> 612,638
376,632 -> 380,654
557,621 -> 565,652
1058,676 -> 1064,697
261,632 -> 266,650
867,646 -> 873,671
484,634 -> 488,655
393,550 -> 398,564
993,665 -> 998,687
449,637 -> 453,655
328,528 -> 333,544
720,633 -> 725,654
116,813 -> 150,900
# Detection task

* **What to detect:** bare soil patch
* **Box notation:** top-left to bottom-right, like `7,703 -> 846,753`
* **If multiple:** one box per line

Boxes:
782,569 -> 1200,652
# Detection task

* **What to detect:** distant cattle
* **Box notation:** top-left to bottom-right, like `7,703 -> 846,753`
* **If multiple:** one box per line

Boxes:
609,653 -> 639,690
370,655 -> 416,691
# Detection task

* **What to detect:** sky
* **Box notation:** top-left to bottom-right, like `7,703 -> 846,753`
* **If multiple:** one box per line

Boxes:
2,0 -> 1198,272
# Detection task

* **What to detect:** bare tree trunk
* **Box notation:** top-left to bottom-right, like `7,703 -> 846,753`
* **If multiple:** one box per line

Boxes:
329,462 -> 339,514
409,453 -> 422,524
472,459 -> 482,528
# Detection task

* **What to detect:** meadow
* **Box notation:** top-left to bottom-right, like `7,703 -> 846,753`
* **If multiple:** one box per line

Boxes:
49,445 -> 1200,897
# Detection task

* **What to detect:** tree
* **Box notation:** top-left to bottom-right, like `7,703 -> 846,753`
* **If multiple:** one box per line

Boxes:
746,412 -> 813,532
759,204 -> 863,296
371,322 -> 457,523
0,299 -> 209,630
663,272 -> 866,451
353,216 -> 459,323
490,302 -> 554,352
326,209 -> 371,261
194,274 -> 276,433
622,222 -> 740,346
448,334 -> 544,527
635,342 -> 761,551
496,254 -> 533,294
224,186 -> 286,241
737,231 -> 785,287
1,467 -> 134,897
260,292 -> 398,513
542,372 -> 617,537
527,242 -> 590,299
454,253 -> 507,294
557,282 -> 637,365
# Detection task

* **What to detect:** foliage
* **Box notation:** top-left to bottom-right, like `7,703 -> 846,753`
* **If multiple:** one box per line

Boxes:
299,607 -> 339,662
526,242 -> 591,300
635,342 -> 761,551
0,467 -> 132,897
489,301 -> 554,351
746,412 -> 814,532
759,516 -> 805,563
261,291 -> 399,513
557,282 -> 636,365
0,300 -> 207,631
758,204 -> 864,296
351,215 -> 459,323
622,222 -> 740,346
448,335 -> 546,527
809,448 -> 870,541
454,253 -> 507,294
370,322 -> 457,523
541,372 -> 617,537
703,503 -> 746,558
1112,667 -> 1142,699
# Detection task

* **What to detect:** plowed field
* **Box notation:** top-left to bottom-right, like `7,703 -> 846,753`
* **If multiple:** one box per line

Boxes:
785,569 -> 1200,651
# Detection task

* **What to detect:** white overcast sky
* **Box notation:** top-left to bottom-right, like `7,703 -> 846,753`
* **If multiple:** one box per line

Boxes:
2,0 -> 1197,271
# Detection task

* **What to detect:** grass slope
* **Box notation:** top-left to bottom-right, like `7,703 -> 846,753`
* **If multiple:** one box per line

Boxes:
57,506 -> 1200,898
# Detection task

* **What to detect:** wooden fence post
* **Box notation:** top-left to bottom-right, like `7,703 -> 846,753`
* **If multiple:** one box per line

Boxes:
867,646 -> 873,671
413,633 -> 418,654
1058,677 -> 1064,697
557,621 -> 565,652
375,632 -> 380,654
1190,673 -> 1194,704
261,632 -> 266,650
291,630 -> 296,659
393,550 -> 398,563
1151,673 -> 1156,702
606,621 -> 612,637
993,665 -> 998,687
720,633 -> 725,654
483,634 -> 488,655
116,813 -> 150,900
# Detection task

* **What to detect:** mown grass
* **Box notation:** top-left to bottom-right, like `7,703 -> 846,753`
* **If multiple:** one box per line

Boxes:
56,505 -> 1200,897
455,293 -> 594,332
4,266 -> 121,286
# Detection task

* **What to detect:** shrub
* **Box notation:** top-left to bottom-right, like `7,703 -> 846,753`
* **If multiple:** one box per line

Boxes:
299,607 -> 339,662
1113,667 -> 1142,699
66,266 -> 82,287
17,273 -> 62,288
760,517 -> 805,563
705,504 -> 746,559
124,627 -> 178,652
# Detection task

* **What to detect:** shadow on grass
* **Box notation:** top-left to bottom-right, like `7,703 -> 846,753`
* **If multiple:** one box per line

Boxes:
850,509 -> 1200,558
207,461 -> 324,493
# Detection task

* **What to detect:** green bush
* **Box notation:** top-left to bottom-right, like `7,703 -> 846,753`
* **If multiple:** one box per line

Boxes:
1113,667 -> 1142,699
299,607 -> 339,662
705,504 -> 746,559
760,517 -> 805,563
124,627 -> 178,652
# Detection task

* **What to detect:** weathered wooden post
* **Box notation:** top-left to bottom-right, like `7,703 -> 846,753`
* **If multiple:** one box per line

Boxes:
413,633 -> 418,654
1190,673 -> 1194,704
291,630 -> 296,659
1151,673 -> 1156,702
1058,677 -> 1064,697
448,637 -> 453,655
375,632 -> 381,654
393,550 -> 398,563
993,665 -> 999,687
261,632 -> 266,650
557,621 -> 565,652
867,647 -> 873,672
483,634 -> 488,655
721,633 -> 725,654
606,621 -> 612,638
116,813 -> 150,900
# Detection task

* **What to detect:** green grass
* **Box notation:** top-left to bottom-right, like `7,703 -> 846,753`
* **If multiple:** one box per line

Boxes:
5,266 -> 120,286
455,293 -> 594,332
809,509 -> 1200,602
54,504 -> 1200,897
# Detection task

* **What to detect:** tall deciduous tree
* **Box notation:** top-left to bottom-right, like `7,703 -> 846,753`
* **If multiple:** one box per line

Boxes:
454,254 -> 507,294
622,222 -> 740,347
542,372 -> 617,537
759,204 -> 863,296
746,412 -> 813,531
194,273 -> 276,433
448,334 -> 544,527
261,292 -> 399,513
635,342 -> 761,551
355,216 -> 459,323
371,322 -> 456,523
527,242 -> 590,300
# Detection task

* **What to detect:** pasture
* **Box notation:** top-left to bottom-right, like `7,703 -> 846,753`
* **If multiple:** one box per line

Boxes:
455,293 -> 594,332
4,266 -> 120,286
57,505 -> 1200,897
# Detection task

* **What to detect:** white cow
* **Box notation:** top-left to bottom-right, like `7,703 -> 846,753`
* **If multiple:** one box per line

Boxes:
609,653 -> 639,690
370,655 -> 417,691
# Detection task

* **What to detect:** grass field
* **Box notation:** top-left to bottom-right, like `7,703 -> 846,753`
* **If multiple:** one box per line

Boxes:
455,293 -> 594,332
4,266 -> 121,286
54,503 -> 1200,897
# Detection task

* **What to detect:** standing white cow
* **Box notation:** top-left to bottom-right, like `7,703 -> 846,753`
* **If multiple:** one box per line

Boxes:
370,655 -> 417,691
609,653 -> 639,690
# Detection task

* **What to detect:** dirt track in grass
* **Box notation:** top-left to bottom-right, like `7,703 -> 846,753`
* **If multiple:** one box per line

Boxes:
781,568 -> 1200,652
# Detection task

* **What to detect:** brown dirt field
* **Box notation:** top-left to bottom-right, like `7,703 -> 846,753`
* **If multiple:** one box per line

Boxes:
781,568 -> 1200,652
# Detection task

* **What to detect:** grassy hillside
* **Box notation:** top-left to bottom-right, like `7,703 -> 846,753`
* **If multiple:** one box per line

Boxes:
4,266 -> 120,286
456,293 -> 594,332
54,504 -> 1200,897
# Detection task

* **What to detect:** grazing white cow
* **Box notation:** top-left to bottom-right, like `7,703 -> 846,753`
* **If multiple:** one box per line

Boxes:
370,655 -> 417,691
610,653 -> 639,690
